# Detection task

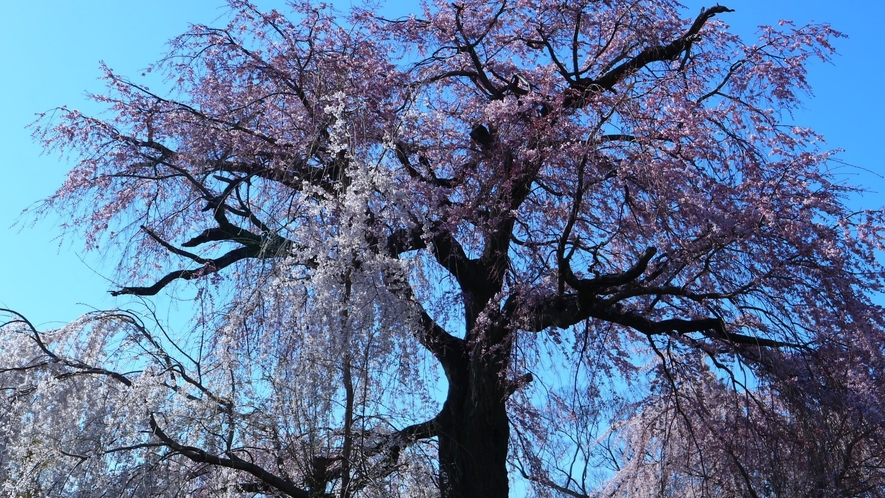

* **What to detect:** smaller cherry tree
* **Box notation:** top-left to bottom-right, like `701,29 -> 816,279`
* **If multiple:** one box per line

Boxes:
3,0 -> 885,496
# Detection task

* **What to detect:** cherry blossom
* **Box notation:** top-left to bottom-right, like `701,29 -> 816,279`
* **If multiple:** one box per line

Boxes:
3,1 -> 883,496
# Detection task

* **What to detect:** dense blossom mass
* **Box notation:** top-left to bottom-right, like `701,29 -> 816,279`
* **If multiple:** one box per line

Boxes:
3,0 -> 885,496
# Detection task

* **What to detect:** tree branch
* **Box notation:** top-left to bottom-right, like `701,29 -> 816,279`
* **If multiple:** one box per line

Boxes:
566,247 -> 658,293
523,293 -> 801,349
149,414 -> 311,498
566,5 -> 733,105
379,265 -> 465,368
111,245 -> 260,296
364,417 -> 439,470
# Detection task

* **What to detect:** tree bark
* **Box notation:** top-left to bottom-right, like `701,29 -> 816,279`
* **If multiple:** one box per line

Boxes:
437,329 -> 511,498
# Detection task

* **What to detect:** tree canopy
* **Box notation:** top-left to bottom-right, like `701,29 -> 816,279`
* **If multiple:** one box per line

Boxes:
3,0 -> 885,496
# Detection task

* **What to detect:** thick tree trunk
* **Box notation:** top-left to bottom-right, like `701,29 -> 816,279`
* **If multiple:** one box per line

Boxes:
437,347 -> 511,498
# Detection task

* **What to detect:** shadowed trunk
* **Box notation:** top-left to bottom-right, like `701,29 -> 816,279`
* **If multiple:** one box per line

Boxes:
437,322 -> 512,498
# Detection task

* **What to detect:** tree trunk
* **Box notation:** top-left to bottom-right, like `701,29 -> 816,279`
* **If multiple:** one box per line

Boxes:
437,345 -> 511,498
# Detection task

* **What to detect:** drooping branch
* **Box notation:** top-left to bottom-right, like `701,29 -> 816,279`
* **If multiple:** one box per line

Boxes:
112,76 -> 284,147
149,415 -> 312,498
199,25 -> 317,119
1,309 -> 320,496
0,309 -> 135,386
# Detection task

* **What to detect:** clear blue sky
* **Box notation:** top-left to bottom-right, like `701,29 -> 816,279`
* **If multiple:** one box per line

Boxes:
1,1 -> 883,327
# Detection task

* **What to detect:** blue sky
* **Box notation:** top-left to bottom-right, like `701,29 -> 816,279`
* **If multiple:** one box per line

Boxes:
1,0 -> 883,327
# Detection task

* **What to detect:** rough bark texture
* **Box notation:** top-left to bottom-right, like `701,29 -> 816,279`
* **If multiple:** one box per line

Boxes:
437,331 -> 512,498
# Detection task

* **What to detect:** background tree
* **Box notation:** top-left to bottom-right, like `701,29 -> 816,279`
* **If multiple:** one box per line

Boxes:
3,0 -> 885,496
